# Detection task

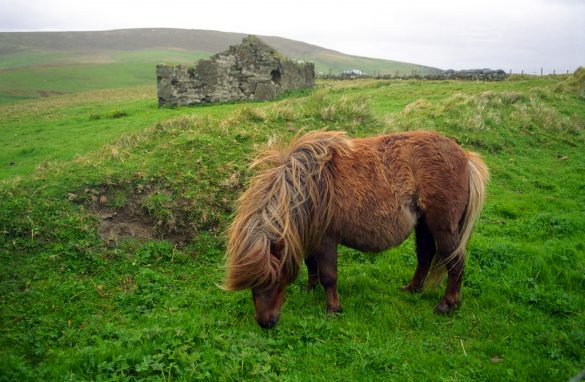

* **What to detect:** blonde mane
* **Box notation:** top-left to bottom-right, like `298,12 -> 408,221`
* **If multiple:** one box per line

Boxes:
223,131 -> 354,291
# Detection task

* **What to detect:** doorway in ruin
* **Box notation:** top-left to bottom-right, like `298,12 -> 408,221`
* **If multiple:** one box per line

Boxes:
271,69 -> 281,84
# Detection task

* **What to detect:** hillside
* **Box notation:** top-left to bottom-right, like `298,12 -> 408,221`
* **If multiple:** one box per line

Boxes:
0,73 -> 584,380
0,28 -> 441,74
0,28 -> 441,103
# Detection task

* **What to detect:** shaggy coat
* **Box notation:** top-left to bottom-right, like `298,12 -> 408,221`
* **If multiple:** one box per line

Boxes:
224,130 -> 488,328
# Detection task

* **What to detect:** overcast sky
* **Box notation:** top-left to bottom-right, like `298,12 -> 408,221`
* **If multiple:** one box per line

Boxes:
1,0 -> 583,73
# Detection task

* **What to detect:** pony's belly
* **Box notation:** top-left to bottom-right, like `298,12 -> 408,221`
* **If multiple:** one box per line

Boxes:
340,229 -> 410,253
337,210 -> 417,253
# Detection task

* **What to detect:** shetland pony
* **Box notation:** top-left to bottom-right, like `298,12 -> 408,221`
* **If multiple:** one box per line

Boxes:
223,130 -> 488,328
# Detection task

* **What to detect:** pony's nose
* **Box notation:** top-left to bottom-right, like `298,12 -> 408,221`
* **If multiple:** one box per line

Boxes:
257,314 -> 279,329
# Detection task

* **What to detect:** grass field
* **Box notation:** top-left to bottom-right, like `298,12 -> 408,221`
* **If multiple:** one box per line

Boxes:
0,50 -> 212,104
0,73 -> 584,381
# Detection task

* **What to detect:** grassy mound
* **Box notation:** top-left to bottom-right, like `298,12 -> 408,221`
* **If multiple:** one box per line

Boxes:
556,66 -> 585,96
0,78 -> 584,380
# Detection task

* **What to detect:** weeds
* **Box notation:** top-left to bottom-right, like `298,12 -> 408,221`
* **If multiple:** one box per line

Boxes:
89,109 -> 129,121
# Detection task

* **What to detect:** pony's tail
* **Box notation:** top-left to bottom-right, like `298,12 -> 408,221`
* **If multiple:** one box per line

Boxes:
427,151 -> 489,285
454,152 -> 489,261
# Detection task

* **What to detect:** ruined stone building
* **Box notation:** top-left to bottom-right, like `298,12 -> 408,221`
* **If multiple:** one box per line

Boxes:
156,36 -> 315,107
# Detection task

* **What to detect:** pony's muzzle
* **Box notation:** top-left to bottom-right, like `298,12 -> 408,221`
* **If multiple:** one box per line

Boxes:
252,278 -> 286,329
256,313 -> 280,329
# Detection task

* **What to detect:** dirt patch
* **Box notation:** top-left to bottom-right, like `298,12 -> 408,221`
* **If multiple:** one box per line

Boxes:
95,206 -> 157,244
81,185 -> 191,246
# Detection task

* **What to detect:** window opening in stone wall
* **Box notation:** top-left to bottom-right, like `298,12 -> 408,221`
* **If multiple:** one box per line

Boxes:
271,69 -> 282,84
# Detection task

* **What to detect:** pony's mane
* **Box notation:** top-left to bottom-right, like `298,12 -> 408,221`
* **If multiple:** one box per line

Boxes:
223,131 -> 354,291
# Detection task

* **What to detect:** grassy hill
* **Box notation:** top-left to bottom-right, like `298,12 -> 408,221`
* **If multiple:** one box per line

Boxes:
0,29 -> 441,104
0,72 -> 584,380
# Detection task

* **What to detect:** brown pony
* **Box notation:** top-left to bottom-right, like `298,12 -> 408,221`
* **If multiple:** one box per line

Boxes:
223,130 -> 488,328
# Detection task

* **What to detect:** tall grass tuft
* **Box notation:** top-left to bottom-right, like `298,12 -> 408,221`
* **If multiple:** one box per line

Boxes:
556,66 -> 585,96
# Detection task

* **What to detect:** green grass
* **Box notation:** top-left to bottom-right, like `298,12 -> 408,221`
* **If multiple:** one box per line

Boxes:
0,50 -> 77,70
0,86 -> 247,179
0,75 -> 584,381
0,49 -> 211,70
0,50 -> 211,104
0,63 -> 154,101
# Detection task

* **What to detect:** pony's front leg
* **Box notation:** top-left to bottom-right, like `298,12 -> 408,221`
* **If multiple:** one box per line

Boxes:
304,254 -> 319,291
315,236 -> 341,313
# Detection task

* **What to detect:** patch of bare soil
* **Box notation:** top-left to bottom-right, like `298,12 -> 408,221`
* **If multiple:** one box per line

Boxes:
80,186 -> 190,246
95,205 -> 157,244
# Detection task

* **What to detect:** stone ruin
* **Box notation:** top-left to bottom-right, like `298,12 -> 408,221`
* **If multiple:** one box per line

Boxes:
156,36 -> 315,107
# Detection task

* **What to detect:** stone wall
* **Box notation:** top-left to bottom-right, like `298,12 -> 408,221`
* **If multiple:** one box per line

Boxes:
440,69 -> 508,81
156,36 -> 315,107
322,68 -> 508,81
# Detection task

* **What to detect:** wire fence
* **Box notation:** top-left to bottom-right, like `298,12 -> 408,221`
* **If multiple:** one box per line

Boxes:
510,68 -> 572,76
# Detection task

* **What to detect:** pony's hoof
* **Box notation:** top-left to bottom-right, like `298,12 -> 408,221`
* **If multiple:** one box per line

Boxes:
434,299 -> 460,314
326,305 -> 342,314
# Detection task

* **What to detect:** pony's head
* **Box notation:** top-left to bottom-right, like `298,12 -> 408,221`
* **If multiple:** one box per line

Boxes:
221,165 -> 303,328
251,242 -> 289,329
223,227 -> 299,328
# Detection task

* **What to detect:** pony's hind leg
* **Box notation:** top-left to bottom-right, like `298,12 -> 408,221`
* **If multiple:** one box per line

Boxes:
434,254 -> 464,313
430,227 -> 464,314
402,218 -> 436,293
304,254 -> 319,291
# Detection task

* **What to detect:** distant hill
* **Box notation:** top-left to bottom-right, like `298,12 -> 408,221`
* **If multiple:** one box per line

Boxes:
0,28 -> 441,75
0,28 -> 442,103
